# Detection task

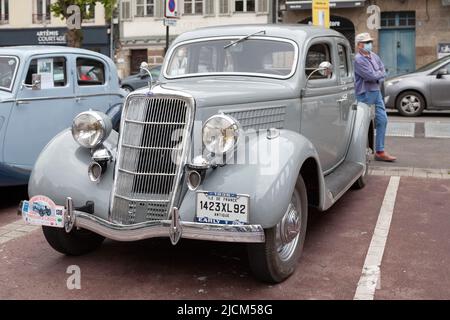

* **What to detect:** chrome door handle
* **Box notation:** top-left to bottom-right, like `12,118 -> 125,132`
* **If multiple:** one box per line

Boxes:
337,94 -> 348,103
76,97 -> 87,102
16,100 -> 30,105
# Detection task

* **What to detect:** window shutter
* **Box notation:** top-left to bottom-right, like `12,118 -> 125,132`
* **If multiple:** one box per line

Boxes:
205,0 -> 215,16
257,0 -> 268,14
121,0 -> 132,20
219,0 -> 230,15
154,0 -> 164,18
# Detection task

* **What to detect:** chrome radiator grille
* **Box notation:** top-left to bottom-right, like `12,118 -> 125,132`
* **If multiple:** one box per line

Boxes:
111,95 -> 193,225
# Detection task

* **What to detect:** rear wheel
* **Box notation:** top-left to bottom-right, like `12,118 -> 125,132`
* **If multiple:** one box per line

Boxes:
396,91 -> 426,117
121,85 -> 133,93
247,176 -> 308,283
42,226 -> 105,256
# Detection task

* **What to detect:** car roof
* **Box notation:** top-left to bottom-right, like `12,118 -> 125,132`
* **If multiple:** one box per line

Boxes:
172,24 -> 344,45
0,45 -> 109,60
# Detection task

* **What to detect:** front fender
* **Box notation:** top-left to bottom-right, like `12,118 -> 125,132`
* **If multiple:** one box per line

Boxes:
28,129 -> 118,221
178,130 -> 323,229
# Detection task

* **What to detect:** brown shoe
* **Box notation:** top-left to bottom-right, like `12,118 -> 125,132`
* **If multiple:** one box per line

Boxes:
375,151 -> 397,162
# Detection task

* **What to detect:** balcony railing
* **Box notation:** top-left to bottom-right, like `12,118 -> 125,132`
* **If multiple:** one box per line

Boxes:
33,13 -> 51,24
0,14 -> 8,25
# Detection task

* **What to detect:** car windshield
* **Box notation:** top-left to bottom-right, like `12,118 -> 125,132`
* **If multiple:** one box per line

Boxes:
165,38 -> 297,79
416,55 -> 450,73
0,56 -> 18,91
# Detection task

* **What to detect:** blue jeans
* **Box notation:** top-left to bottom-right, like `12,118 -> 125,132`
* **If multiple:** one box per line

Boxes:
356,90 -> 387,153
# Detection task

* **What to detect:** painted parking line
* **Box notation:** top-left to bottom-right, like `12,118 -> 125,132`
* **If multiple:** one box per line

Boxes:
386,122 -> 415,137
354,176 -> 400,300
0,219 -> 39,245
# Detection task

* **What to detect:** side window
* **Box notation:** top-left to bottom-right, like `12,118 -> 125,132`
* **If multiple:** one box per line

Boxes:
76,58 -> 105,86
337,44 -> 349,78
305,43 -> 333,80
25,57 -> 67,88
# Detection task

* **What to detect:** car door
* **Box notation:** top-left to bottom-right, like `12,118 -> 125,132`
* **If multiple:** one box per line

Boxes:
430,62 -> 450,108
74,55 -> 111,113
334,39 -> 356,161
300,39 -> 344,172
4,54 -> 75,169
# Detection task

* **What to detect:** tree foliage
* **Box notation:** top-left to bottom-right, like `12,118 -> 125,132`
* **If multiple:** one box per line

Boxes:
50,0 -> 117,48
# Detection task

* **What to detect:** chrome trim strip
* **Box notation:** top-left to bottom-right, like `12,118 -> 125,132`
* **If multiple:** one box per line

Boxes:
163,36 -> 299,80
15,93 -> 123,103
74,210 -> 265,243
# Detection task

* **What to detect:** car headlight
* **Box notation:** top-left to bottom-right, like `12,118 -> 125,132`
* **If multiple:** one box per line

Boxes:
71,111 -> 112,148
202,114 -> 241,154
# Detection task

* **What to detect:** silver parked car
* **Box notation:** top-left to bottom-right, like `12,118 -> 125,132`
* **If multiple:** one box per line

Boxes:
120,64 -> 161,93
20,25 -> 374,283
384,55 -> 450,116
0,46 -> 125,186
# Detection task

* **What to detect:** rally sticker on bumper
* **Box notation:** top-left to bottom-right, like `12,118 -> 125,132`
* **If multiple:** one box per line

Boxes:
22,195 -> 65,228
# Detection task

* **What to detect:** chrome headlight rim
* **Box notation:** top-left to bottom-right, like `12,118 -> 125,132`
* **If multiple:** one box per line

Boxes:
71,110 -> 112,149
202,114 -> 241,155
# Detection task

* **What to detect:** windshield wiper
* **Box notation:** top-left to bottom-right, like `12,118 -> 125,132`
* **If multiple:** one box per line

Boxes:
223,30 -> 266,49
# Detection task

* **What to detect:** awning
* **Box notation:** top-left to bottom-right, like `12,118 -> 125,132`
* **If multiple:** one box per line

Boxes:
286,0 -> 366,10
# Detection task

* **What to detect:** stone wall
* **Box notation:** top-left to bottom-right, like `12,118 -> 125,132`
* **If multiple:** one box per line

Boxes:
282,0 -> 450,68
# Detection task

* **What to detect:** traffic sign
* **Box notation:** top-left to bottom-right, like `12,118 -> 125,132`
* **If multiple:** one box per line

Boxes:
165,0 -> 179,19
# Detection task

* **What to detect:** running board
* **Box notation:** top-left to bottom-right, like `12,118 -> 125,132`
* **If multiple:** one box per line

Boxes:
324,161 -> 364,202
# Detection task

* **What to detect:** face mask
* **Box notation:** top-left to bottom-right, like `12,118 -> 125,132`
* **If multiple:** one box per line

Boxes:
363,42 -> 373,53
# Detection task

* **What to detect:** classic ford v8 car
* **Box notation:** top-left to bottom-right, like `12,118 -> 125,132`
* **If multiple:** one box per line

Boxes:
20,25 -> 374,283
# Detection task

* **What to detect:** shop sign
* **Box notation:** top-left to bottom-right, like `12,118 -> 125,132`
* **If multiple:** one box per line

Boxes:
36,29 -> 66,45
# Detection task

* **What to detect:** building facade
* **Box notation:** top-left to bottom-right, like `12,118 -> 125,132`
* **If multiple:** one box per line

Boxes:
282,0 -> 450,77
118,0 -> 271,77
0,0 -> 111,57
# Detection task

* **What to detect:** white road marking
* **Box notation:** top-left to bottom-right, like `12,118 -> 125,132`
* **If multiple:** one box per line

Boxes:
354,176 -> 400,300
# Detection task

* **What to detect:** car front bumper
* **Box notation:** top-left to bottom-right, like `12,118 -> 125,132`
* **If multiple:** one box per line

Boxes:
20,197 -> 266,244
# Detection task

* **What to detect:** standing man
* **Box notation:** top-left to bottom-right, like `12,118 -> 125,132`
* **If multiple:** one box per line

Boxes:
354,32 -> 396,162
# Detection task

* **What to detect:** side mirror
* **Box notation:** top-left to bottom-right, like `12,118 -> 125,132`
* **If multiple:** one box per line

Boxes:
139,61 -> 154,88
31,74 -> 41,90
301,61 -> 333,97
436,68 -> 448,79
22,74 -> 42,90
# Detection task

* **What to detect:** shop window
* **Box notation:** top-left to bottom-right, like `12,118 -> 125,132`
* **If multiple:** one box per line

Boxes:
82,3 -> 96,23
76,58 -> 105,86
381,12 -> 415,28
0,0 -> 9,25
219,0 -> 230,14
25,57 -> 67,88
305,43 -> 333,80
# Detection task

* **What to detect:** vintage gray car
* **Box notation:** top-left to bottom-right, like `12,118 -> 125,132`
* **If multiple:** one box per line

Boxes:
0,46 -> 125,186
20,25 -> 374,283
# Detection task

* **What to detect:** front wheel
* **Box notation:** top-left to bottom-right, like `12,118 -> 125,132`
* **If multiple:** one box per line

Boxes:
247,176 -> 308,283
42,226 -> 105,256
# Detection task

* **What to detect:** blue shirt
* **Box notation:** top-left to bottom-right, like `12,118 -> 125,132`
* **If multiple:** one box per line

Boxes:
354,52 -> 386,95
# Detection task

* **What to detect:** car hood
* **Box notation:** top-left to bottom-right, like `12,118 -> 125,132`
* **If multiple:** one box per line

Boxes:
149,77 -> 297,108
386,71 -> 427,82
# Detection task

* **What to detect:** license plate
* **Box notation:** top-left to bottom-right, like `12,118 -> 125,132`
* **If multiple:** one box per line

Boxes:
21,195 -> 65,228
196,191 -> 249,225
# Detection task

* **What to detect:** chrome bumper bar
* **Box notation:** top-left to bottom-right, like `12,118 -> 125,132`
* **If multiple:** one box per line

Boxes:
20,197 -> 265,244
74,210 -> 265,243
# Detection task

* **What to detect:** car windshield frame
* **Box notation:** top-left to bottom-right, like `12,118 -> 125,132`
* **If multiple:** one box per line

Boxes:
0,55 -> 19,92
416,55 -> 450,73
163,36 -> 299,80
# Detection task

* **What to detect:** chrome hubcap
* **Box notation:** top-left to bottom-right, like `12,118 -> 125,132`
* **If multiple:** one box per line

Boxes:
400,95 -> 421,114
275,193 -> 301,262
